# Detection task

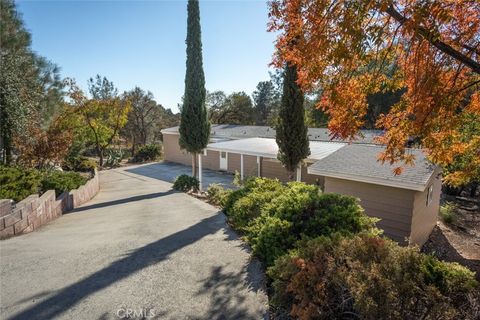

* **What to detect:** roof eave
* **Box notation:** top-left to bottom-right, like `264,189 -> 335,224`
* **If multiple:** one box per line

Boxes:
307,168 -> 429,191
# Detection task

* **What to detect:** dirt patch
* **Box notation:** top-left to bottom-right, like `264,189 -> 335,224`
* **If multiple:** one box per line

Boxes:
423,194 -> 480,279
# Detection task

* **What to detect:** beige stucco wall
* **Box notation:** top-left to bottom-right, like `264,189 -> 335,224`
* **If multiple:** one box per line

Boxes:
409,168 -> 442,246
163,134 -> 191,166
324,177 -> 415,244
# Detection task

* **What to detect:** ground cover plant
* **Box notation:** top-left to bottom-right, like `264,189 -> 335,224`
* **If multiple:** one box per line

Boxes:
0,166 -> 88,201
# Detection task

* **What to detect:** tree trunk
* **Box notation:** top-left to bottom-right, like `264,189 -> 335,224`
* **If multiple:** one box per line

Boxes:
470,183 -> 478,198
97,145 -> 104,167
131,134 -> 136,156
4,135 -> 12,165
191,153 -> 197,178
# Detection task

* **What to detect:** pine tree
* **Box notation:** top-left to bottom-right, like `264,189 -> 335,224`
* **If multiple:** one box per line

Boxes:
0,0 -> 63,164
179,0 -> 210,177
276,64 -> 310,176
253,81 -> 277,125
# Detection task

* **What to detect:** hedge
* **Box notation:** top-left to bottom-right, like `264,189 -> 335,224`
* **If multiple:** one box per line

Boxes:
0,166 -> 88,201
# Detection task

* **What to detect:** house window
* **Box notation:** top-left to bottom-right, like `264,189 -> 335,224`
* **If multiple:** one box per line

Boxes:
426,185 -> 434,206
221,152 -> 227,159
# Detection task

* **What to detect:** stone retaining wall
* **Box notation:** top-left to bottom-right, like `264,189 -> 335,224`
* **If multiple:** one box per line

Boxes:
0,169 -> 99,240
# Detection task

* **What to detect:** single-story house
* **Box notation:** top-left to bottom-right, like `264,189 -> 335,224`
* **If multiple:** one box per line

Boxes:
161,125 -> 441,246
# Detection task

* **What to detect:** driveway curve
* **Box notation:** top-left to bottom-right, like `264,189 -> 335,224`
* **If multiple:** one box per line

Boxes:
0,164 -> 268,320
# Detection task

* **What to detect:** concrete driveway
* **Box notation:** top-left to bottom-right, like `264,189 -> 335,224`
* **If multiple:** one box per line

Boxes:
0,164 -> 267,320
126,161 -> 236,190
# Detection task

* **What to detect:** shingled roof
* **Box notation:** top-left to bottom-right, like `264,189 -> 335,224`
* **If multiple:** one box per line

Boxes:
161,124 -> 383,144
308,144 -> 438,191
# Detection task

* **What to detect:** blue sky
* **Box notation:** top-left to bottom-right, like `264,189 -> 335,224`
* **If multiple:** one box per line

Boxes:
17,0 -> 277,112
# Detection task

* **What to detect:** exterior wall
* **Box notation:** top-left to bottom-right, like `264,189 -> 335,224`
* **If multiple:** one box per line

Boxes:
202,150 -> 220,170
227,153 -> 258,177
262,158 -> 290,182
302,164 -> 325,189
410,168 -> 442,246
324,177 -> 416,244
163,134 -> 191,166
0,170 -> 100,240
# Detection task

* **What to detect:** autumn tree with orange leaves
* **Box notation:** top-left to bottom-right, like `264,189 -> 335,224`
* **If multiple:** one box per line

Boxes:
269,0 -> 480,186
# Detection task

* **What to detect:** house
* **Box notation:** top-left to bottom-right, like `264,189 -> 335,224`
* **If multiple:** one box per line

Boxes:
161,125 -> 441,246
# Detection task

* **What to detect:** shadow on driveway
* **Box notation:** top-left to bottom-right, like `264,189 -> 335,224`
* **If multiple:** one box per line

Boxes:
68,190 -> 177,213
8,214 -> 246,320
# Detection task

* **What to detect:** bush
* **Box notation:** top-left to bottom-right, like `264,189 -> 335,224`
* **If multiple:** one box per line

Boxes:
206,184 -> 230,206
132,144 -> 161,162
0,166 -> 88,201
246,215 -> 297,266
269,235 -> 478,320
63,156 -> 97,172
0,166 -> 42,202
223,177 -> 284,215
246,186 -> 378,266
228,179 -> 286,231
105,149 -> 124,167
41,171 -> 87,197
173,174 -> 199,192
440,202 -> 457,224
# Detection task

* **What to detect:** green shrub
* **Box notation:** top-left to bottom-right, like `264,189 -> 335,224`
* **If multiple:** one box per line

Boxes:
206,184 -> 230,206
223,177 -> 284,215
133,144 -> 161,162
269,235 -> 478,320
228,178 -> 285,232
246,215 -> 297,266
0,166 -> 89,201
0,166 -> 42,202
247,187 -> 379,266
63,156 -> 97,172
41,171 -> 87,197
173,174 -> 199,192
440,202 -> 457,224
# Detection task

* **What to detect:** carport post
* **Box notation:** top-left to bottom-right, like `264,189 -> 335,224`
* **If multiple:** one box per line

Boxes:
257,156 -> 261,177
296,165 -> 302,182
240,154 -> 244,181
198,153 -> 202,192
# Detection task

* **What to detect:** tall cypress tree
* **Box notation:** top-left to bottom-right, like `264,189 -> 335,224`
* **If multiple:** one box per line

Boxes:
179,0 -> 210,177
276,64 -> 310,177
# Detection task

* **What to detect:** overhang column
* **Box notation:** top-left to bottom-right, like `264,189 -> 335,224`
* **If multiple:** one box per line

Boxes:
296,165 -> 302,182
257,156 -> 262,177
240,154 -> 244,181
198,153 -> 202,191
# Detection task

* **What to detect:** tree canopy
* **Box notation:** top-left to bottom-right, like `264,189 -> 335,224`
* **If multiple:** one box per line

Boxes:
65,79 -> 131,167
253,81 -> 279,125
208,91 -> 255,125
0,0 -> 63,164
269,0 -> 480,185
